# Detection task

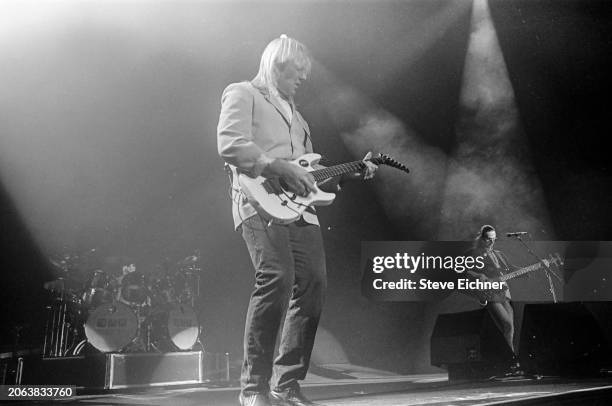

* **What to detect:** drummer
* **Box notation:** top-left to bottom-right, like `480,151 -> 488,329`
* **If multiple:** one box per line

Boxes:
116,263 -> 149,306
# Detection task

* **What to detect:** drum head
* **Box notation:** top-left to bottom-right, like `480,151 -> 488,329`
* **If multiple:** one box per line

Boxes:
120,271 -> 148,304
149,275 -> 176,306
167,304 -> 199,350
88,270 -> 110,289
84,302 -> 137,352
83,288 -> 114,307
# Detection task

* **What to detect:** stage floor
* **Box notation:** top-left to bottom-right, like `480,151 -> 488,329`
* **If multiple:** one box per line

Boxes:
7,364 -> 612,406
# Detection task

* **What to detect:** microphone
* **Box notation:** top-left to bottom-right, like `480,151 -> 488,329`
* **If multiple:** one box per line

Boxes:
506,231 -> 528,237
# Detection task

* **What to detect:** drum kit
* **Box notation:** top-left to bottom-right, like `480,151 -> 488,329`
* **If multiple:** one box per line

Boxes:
42,251 -> 202,357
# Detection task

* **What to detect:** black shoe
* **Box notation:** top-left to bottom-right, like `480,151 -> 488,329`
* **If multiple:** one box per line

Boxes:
505,361 -> 525,377
239,392 -> 272,406
270,387 -> 319,406
488,362 -> 529,381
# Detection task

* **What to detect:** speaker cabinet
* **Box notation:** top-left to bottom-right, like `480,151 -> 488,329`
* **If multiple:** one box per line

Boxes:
519,303 -> 610,377
431,309 -> 513,380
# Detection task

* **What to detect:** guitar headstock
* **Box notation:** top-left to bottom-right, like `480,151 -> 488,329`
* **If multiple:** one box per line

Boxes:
370,153 -> 410,174
546,253 -> 564,268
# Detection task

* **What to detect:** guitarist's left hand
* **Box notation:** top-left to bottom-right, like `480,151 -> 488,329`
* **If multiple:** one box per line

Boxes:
316,152 -> 378,192
362,151 -> 378,180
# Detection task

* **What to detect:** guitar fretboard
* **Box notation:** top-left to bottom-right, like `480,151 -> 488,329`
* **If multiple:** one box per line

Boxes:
310,161 -> 367,182
499,263 -> 542,282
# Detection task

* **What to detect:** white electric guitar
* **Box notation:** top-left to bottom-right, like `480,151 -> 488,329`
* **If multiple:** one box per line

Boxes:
238,153 -> 410,224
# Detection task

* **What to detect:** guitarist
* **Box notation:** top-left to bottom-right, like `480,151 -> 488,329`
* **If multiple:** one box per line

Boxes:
217,35 -> 377,406
466,224 -> 522,375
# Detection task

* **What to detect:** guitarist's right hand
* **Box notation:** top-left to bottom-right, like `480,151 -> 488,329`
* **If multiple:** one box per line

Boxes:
263,159 -> 316,197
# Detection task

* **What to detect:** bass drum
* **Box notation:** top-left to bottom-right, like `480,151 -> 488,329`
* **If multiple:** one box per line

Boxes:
84,302 -> 137,352
167,304 -> 199,350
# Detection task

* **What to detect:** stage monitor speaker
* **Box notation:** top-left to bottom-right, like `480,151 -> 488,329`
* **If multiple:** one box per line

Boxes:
431,308 -> 513,380
519,303 -> 611,377
20,351 -> 204,389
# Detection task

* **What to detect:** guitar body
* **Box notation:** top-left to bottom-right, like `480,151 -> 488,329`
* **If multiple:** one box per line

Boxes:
468,253 -> 563,306
238,153 -> 337,224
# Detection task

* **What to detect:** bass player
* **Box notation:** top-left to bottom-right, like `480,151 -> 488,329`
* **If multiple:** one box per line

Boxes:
466,224 -> 522,376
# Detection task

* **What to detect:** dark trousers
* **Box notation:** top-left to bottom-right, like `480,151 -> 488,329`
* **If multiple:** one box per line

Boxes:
240,215 -> 326,396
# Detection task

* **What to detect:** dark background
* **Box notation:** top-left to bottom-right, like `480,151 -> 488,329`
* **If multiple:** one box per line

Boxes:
1,0 -> 610,373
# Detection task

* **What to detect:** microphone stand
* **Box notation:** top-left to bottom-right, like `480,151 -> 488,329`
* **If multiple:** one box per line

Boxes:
513,234 -> 562,303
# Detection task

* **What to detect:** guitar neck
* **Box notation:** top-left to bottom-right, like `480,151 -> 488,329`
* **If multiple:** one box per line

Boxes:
499,262 -> 541,282
310,161 -> 366,182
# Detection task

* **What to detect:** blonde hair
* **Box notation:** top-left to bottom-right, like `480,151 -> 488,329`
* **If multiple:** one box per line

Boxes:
252,34 -> 311,92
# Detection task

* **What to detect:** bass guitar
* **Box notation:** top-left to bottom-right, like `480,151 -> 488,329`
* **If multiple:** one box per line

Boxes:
238,152 -> 409,224
471,253 -> 564,306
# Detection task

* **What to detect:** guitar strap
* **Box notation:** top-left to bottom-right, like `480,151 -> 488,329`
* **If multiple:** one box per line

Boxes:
224,163 -> 243,199
494,250 -> 511,272
224,163 -> 233,183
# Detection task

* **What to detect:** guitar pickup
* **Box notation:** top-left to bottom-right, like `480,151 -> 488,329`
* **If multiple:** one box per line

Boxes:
262,178 -> 284,195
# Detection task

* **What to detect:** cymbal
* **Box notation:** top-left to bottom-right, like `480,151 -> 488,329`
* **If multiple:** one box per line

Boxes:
49,257 -> 68,271
48,255 -> 86,282
49,248 -> 101,273
43,276 -> 84,293
178,255 -> 199,266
